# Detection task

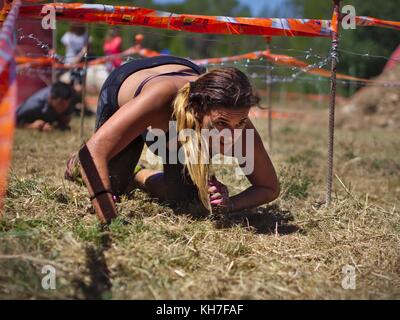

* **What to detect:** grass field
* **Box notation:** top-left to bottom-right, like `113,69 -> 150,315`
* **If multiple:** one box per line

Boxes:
1,108 -> 399,299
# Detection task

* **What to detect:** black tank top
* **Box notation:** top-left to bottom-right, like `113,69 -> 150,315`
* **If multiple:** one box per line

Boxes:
133,69 -> 199,98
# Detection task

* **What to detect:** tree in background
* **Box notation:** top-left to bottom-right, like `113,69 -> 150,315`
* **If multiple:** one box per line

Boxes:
289,0 -> 400,79
57,0 -> 265,59
54,0 -> 400,98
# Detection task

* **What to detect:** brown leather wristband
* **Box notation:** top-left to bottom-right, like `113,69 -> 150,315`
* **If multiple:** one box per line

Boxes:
90,189 -> 114,201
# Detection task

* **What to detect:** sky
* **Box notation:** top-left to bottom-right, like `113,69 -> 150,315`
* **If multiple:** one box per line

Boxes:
153,0 -> 282,16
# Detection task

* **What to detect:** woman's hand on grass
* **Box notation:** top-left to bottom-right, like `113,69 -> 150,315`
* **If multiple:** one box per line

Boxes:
208,175 -> 232,213
41,122 -> 54,132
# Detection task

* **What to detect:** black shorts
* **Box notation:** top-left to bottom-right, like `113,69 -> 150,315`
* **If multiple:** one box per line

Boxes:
95,56 -> 205,203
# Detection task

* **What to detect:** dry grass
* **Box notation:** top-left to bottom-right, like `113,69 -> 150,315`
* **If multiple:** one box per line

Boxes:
1,109 -> 399,299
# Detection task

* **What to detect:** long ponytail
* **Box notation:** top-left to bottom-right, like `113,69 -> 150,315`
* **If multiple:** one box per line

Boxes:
172,83 -> 211,211
171,67 -> 260,212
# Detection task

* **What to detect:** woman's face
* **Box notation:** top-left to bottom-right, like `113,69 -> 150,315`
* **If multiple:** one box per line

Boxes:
199,106 -> 250,155
201,106 -> 250,131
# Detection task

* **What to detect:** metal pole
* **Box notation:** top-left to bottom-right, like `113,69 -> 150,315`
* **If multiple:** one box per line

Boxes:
80,25 -> 89,141
326,0 -> 341,206
51,0 -> 57,83
265,37 -> 273,151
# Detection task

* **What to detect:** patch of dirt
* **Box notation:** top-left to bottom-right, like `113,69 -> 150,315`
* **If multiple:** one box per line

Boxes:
337,64 -> 400,130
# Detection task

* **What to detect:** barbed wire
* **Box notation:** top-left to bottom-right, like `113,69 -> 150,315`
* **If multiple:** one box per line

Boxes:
18,59 -> 400,89
338,48 -> 400,62
15,25 -> 400,89
16,25 -> 400,64
248,74 -> 400,88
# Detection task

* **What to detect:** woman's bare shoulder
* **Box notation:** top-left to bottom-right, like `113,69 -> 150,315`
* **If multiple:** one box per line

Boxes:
90,80 -> 178,156
138,79 -> 179,108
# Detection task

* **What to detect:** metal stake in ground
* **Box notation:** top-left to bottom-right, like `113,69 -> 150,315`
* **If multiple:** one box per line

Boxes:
326,0 -> 341,206
80,25 -> 89,142
51,0 -> 57,83
80,51 -> 88,141
265,36 -> 273,152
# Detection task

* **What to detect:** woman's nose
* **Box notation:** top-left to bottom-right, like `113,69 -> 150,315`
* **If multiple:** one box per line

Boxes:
226,125 -> 237,134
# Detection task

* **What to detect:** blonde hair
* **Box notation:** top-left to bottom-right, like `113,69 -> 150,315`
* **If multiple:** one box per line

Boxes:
171,67 -> 260,211
172,83 -> 211,211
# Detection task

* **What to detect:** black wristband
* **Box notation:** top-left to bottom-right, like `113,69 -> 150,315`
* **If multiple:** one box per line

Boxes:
90,189 -> 113,201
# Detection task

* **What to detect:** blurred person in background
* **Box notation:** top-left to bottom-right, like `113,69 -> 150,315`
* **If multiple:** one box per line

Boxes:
61,25 -> 89,86
61,25 -> 91,114
103,28 -> 122,72
16,82 -> 75,131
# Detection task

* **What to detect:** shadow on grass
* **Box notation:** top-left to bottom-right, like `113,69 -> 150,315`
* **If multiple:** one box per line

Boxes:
74,227 -> 112,300
213,204 -> 301,235
169,202 -> 301,235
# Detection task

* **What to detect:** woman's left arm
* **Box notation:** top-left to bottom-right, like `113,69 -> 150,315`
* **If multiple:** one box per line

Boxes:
228,120 -> 280,211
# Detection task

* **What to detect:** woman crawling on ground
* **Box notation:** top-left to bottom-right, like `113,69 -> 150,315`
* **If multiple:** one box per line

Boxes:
65,55 -> 280,223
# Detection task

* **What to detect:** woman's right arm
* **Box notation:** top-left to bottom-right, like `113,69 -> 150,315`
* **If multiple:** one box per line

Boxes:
79,81 -> 176,223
